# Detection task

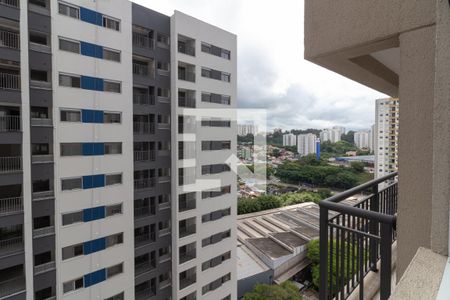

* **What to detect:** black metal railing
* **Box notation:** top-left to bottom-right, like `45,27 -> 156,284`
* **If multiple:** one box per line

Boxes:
319,172 -> 398,300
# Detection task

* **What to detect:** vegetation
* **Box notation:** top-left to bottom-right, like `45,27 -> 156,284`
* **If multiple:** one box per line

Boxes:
320,140 -> 357,158
350,161 -> 364,173
341,131 -> 355,145
238,192 -> 324,215
242,281 -> 302,300
307,239 -> 359,293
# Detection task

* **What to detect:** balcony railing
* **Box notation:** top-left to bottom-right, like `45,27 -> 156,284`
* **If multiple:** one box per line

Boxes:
33,226 -> 55,238
133,94 -> 155,106
0,196 -> 22,215
178,97 -> 196,108
0,115 -> 20,132
133,32 -> 154,49
133,63 -> 150,76
0,156 -> 22,173
0,236 -> 23,255
157,123 -> 170,130
179,276 -> 196,290
179,249 -> 196,264
159,227 -> 171,237
0,29 -> 19,49
30,118 -> 52,127
135,232 -> 156,246
134,178 -> 155,190
31,154 -> 53,164
133,122 -> 155,134
0,73 -> 20,90
178,43 -> 195,56
134,206 -> 155,218
0,277 -> 25,299
135,260 -> 156,276
135,288 -> 156,300
178,71 -> 195,82
179,199 -> 196,212
157,96 -> 170,103
34,261 -> 55,274
319,172 -> 398,300
32,190 -> 54,201
134,150 -> 155,162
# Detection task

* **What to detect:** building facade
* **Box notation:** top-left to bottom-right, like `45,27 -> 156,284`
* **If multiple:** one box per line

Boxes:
282,133 -> 296,146
368,124 -> 375,152
354,130 -> 369,149
0,1 -> 236,300
319,127 -> 342,143
374,98 -> 399,178
237,124 -> 257,136
297,133 -> 317,157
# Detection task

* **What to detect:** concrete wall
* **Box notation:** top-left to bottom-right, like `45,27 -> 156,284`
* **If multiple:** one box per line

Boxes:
237,269 -> 274,299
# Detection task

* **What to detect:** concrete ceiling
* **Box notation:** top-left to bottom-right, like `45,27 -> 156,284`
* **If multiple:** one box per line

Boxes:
371,47 -> 400,75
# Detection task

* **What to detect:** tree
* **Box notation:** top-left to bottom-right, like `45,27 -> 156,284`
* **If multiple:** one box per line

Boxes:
317,188 -> 332,199
242,281 -> 302,300
272,148 -> 281,158
341,131 -> 355,145
350,161 -> 365,173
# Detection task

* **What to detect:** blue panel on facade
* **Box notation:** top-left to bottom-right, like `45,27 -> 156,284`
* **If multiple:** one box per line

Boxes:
92,174 -> 105,188
81,76 -> 97,90
80,7 -> 103,26
95,78 -> 104,91
93,143 -> 105,155
82,175 -> 93,189
80,42 -> 103,59
84,269 -> 106,288
82,109 -> 94,123
83,207 -> 92,222
91,237 -> 106,253
83,240 -> 92,254
92,206 -> 106,219
82,143 -> 94,156
94,111 -> 104,123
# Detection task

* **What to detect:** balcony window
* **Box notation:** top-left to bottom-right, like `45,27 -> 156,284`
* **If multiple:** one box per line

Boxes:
178,62 -> 195,82
62,211 -> 83,226
106,232 -> 124,250
34,251 -> 52,266
60,109 -> 81,122
133,26 -> 154,49
30,70 -> 48,82
35,287 -> 53,300
179,242 -> 196,264
179,217 -> 196,238
105,203 -> 122,217
202,251 -> 231,271
106,263 -> 123,279
29,32 -> 49,47
202,207 -> 231,223
156,33 -> 169,48
104,80 -> 121,93
178,35 -> 195,56
61,177 -> 82,191
105,173 -> 122,186
105,292 -> 124,300
103,48 -> 120,62
103,16 -> 120,31
59,74 -> 81,88
29,0 -> 47,8
104,112 -> 121,123
63,277 -> 83,294
30,106 -> 49,119
58,2 -> 80,19
104,142 -> 122,154
59,38 -> 80,53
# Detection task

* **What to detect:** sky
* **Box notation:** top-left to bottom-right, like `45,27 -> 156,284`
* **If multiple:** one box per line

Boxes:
132,0 -> 387,131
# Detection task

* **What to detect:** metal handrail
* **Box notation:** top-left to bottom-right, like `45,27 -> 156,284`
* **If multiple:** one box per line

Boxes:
0,156 -> 22,173
133,93 -> 155,105
133,63 -> 150,76
0,29 -> 19,49
179,249 -> 196,264
178,71 -> 195,82
133,122 -> 155,134
134,178 -> 156,190
34,261 -> 55,274
135,260 -> 156,275
178,43 -> 195,56
0,72 -> 20,90
134,150 -> 156,162
132,32 -> 154,49
179,224 -> 196,238
33,226 -> 54,238
0,196 -> 22,215
0,276 -> 25,298
178,96 -> 196,108
134,206 -> 155,217
0,115 -> 20,132
0,236 -> 23,253
319,172 -> 398,300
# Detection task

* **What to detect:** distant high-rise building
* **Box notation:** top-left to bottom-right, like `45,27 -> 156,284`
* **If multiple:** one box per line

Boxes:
238,124 -> 258,136
369,124 -> 375,152
354,130 -> 370,149
282,133 -> 297,146
297,134 -> 317,156
320,127 -> 343,143
375,98 -> 399,178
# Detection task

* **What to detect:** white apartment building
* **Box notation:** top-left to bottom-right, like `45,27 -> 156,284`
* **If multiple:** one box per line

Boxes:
320,127 -> 343,143
171,11 -> 237,300
354,130 -> 370,149
297,133 -> 317,157
375,98 -> 399,178
237,123 -> 257,136
369,124 -> 375,152
282,133 -> 296,146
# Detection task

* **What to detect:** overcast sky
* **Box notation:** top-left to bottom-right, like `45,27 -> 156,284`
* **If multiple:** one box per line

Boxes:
133,0 -> 386,131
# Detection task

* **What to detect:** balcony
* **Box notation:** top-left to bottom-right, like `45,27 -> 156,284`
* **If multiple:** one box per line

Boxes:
135,260 -> 156,276
0,0 -> 19,7
31,154 -> 53,164
0,156 -> 21,173
0,29 -> 19,50
0,196 -> 22,216
178,42 -> 195,57
157,122 -> 170,130
133,32 -> 154,50
135,287 -> 155,300
0,72 -> 20,90
134,206 -> 155,218
33,226 -> 54,238
133,122 -> 155,134
34,261 -> 55,274
0,277 -> 25,299
178,70 -> 195,82
135,232 -> 156,247
319,172 -> 397,300
0,236 -> 23,257
179,223 -> 196,239
134,150 -> 155,162
134,178 -> 155,190
179,248 -> 196,264
32,190 -> 54,201
178,96 -> 196,108
133,93 -> 155,106
30,117 -> 52,127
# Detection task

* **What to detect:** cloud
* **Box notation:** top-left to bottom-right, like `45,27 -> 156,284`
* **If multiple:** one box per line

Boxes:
132,0 -> 386,131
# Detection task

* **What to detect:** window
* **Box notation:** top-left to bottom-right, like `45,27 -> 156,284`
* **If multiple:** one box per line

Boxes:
202,140 -> 231,151
106,204 -> 122,216
62,211 -> 83,226
202,251 -> 231,271
106,263 -> 123,278
32,143 -> 49,155
61,177 -> 82,191
104,142 -> 122,154
202,208 -> 231,223
104,80 -> 121,93
201,68 -> 211,78
29,0 -> 47,8
157,61 -> 170,72
103,48 -> 121,62
30,70 -> 48,82
62,243 -> 83,260
60,143 -> 82,156
201,119 -> 231,127
61,109 -> 81,122
201,42 -> 211,53
221,49 -> 231,60
63,277 -> 83,294
59,74 -> 81,88
202,185 -> 231,199
201,92 -> 231,105
59,38 -> 80,53
158,194 -> 170,206
201,42 -> 231,60
202,230 -> 231,247
106,173 -> 122,186
104,112 -> 121,123
202,164 -> 230,175
105,233 -> 123,247
105,292 -> 124,300
221,72 -> 231,82
202,273 -> 231,295
35,251 -> 52,266
58,2 -> 80,19
156,33 -> 170,47
30,32 -> 49,46
103,16 -> 120,31
157,87 -> 170,98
